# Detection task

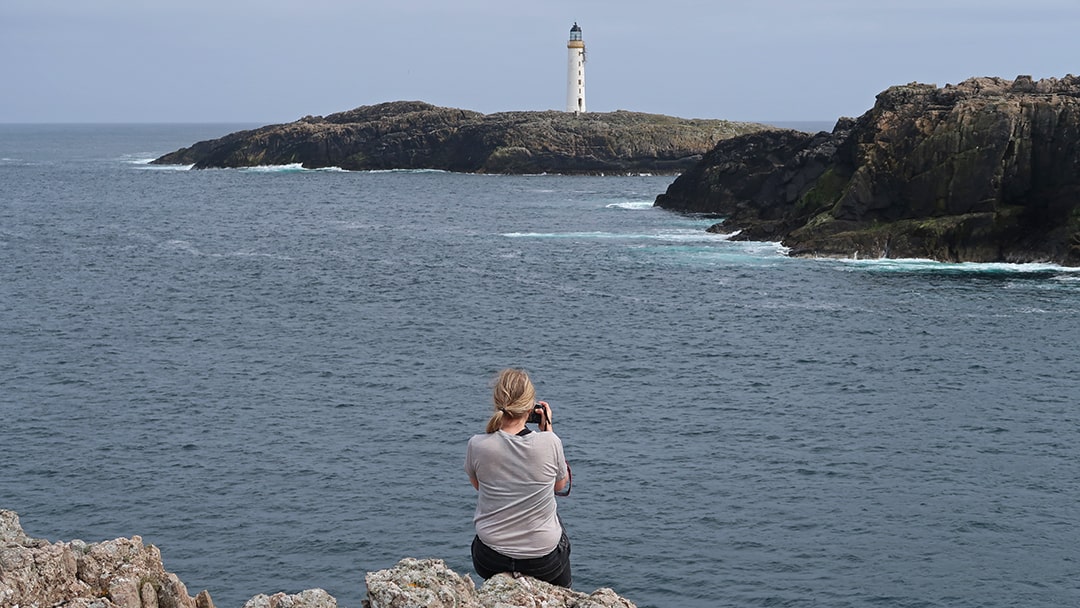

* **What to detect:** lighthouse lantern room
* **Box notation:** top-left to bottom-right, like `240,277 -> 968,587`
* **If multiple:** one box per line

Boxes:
566,22 -> 586,113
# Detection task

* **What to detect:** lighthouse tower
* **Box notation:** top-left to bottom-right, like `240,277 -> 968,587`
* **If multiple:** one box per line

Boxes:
566,22 -> 586,113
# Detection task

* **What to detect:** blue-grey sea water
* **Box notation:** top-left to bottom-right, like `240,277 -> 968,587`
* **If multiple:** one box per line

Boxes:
2,124 -> 1079,608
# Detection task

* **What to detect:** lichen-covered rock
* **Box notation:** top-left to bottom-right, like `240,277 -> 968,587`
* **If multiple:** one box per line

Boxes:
0,510 -> 210,608
656,75 -> 1080,266
151,101 -> 768,174
0,511 -> 30,544
3,511 -> 636,608
364,558 -> 477,608
242,588 -> 337,608
362,558 -> 636,608
477,573 -> 635,608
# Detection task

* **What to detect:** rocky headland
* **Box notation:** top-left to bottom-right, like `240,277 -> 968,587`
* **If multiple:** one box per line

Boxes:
655,75 -> 1080,266
152,101 -> 767,174
0,510 -> 635,608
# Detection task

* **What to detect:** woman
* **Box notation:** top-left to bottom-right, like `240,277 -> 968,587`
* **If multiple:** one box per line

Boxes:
465,368 -> 572,587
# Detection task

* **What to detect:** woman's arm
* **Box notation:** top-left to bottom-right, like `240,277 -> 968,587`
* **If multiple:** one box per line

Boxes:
537,401 -> 569,494
469,475 -> 479,490
554,476 -> 568,493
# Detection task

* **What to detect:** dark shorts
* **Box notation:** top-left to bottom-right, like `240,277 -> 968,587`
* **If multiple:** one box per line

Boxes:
471,530 -> 572,588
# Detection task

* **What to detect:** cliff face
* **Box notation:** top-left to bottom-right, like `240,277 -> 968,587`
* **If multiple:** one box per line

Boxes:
153,101 -> 768,174
655,75 -> 1080,266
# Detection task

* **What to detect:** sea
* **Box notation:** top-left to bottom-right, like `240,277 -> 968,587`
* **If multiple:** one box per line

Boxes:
1,123 -> 1078,608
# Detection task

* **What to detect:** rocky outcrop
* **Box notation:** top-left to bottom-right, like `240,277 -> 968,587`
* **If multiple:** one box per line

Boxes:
655,75 -> 1080,266
0,510 -> 214,608
2,512 -> 636,608
242,589 -> 337,608
363,558 -> 635,608
151,101 -> 768,174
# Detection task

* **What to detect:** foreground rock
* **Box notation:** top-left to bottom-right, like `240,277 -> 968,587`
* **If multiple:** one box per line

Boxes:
242,589 -> 337,608
152,101 -> 768,174
363,558 -> 635,608
0,510 -> 214,608
655,75 -> 1080,266
1,511 -> 635,608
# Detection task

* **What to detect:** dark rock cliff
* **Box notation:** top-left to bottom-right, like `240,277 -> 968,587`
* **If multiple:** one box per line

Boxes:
152,101 -> 768,174
655,75 -> 1080,266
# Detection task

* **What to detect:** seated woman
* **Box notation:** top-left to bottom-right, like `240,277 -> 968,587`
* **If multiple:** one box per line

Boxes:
465,368 -> 572,587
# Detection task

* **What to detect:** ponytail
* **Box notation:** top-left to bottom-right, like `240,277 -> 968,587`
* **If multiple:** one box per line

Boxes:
486,369 -> 536,433
485,409 -> 505,434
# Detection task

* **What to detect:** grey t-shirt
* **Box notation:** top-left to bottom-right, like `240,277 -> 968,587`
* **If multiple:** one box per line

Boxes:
465,429 -> 568,558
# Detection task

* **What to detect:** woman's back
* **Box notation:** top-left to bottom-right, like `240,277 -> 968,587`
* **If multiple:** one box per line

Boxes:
466,429 -> 566,557
466,368 -> 572,587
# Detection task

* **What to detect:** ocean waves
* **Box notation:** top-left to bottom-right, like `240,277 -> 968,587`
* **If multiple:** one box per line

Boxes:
3,126 -> 1080,608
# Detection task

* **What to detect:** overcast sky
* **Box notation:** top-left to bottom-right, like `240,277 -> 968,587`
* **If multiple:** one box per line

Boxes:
2,0 -> 1078,123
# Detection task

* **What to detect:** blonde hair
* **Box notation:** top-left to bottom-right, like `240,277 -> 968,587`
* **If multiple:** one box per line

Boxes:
485,368 -> 536,433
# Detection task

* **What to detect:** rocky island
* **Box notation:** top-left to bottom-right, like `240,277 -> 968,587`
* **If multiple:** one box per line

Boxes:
656,75 -> 1080,266
0,510 -> 635,608
152,101 -> 767,174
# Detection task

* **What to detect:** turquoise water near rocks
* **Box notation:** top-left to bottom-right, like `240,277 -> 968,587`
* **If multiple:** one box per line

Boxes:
2,124 -> 1079,608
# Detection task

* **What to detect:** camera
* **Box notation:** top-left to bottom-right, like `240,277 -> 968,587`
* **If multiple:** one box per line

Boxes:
527,405 -> 545,425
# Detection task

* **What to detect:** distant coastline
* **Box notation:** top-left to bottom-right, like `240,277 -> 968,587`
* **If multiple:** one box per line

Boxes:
151,101 -> 771,175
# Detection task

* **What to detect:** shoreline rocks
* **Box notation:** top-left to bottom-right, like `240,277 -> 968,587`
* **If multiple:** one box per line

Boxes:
363,558 -> 635,608
151,101 -> 769,174
1,511 -> 636,608
655,75 -> 1080,266
0,510 -> 214,608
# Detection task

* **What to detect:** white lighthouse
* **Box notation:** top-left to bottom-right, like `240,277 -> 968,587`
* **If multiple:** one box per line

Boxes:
566,22 -> 586,113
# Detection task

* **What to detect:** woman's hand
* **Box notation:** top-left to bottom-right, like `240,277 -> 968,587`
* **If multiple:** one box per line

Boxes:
537,401 -> 553,432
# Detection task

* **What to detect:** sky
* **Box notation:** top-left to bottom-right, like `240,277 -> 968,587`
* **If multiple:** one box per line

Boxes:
2,0 -> 1079,124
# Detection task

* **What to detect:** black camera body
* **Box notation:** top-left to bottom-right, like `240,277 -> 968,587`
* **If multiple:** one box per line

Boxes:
527,406 -> 545,425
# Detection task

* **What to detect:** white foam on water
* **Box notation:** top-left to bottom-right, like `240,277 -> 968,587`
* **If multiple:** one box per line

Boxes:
739,239 -> 789,256
833,257 -> 1080,275
364,168 -> 450,174
605,201 -> 654,210
644,239 -> 790,264
122,155 -> 158,165
241,163 -> 308,173
655,228 -> 739,242
1017,306 -> 1051,314
502,228 -> 735,242
165,163 -> 351,173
